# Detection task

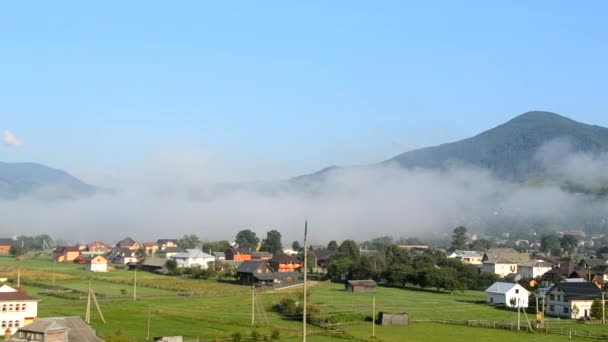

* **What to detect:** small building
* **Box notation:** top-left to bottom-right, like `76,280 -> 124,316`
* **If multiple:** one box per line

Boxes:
116,237 -> 140,250
157,239 -> 179,251
235,260 -> 274,286
269,254 -> 303,273
86,241 -> 111,254
517,260 -> 553,279
346,280 -> 377,293
140,257 -> 169,274
485,282 -> 529,308
0,285 -> 38,338
170,249 -> 215,269
6,316 -> 103,342
545,281 -> 601,319
52,246 -> 80,263
378,312 -> 409,326
85,255 -> 108,272
0,239 -> 15,254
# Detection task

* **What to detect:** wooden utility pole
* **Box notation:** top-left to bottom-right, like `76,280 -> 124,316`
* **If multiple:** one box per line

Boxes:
85,282 -> 92,323
303,220 -> 308,342
133,268 -> 137,301
251,285 -> 255,326
517,299 -> 521,331
372,295 -> 376,338
603,292 -> 605,325
146,306 -> 151,341
90,286 -> 106,323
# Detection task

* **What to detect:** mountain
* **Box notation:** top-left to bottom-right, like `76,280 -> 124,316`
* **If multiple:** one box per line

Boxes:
293,111 -> 608,184
0,162 -> 96,199
384,111 -> 608,179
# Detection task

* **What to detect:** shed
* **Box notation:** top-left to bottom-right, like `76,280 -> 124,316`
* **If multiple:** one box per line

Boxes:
378,312 -> 409,326
346,280 -> 377,293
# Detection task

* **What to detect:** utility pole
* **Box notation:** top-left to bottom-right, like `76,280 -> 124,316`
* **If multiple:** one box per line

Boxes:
146,306 -> 151,341
133,268 -> 137,301
603,292 -> 605,325
251,284 -> 255,326
517,299 -> 521,331
86,282 -> 91,323
372,294 -> 376,338
303,220 -> 308,342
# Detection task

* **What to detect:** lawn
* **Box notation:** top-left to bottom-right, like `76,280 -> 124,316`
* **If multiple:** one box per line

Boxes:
1,255 -> 605,341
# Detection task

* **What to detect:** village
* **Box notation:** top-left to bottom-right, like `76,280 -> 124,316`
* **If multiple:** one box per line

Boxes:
3,227 -> 608,341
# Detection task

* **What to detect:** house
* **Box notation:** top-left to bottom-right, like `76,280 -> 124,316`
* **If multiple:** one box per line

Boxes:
446,250 -> 483,265
269,254 -> 303,273
110,247 -> 139,264
170,249 -> 215,269
86,241 -> 111,254
312,249 -> 335,273
235,260 -> 275,286
5,316 -> 103,341
485,282 -> 529,308
140,257 -> 169,274
0,239 -> 15,254
143,242 -> 159,255
85,255 -> 108,272
225,246 -> 252,261
517,260 -> 553,279
545,281 -> 602,319
482,248 -> 530,264
116,237 -> 140,250
481,258 -> 519,277
250,251 -> 272,261
0,285 -> 38,338
158,247 -> 186,259
52,246 -> 80,263
346,280 -> 377,293
157,239 -> 179,251
542,261 -> 601,286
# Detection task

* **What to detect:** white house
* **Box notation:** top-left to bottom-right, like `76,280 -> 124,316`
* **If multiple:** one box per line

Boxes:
485,282 -> 529,308
447,250 -> 483,265
85,255 -> 108,272
171,249 -> 215,269
0,285 -> 38,337
481,259 -> 518,277
545,281 -> 601,319
517,260 -> 553,279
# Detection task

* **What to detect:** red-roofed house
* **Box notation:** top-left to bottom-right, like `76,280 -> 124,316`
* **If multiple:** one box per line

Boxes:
53,246 -> 80,263
87,241 -> 111,254
0,239 -> 15,255
0,285 -> 38,337
143,242 -> 158,255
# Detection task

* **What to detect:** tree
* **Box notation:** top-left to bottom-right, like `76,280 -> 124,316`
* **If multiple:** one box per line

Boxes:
201,240 -> 230,253
178,234 -> 202,249
469,239 -> 493,252
591,298 -> 605,319
260,230 -> 283,255
327,240 -> 338,251
451,226 -> 467,250
235,229 -> 259,251
560,234 -> 579,257
292,240 -> 301,251
540,233 -> 562,256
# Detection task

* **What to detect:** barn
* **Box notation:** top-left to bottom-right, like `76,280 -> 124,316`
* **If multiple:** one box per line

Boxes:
345,280 -> 377,293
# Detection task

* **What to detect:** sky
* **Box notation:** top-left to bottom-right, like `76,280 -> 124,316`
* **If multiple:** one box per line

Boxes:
1,2 -> 608,243
1,1 -> 607,185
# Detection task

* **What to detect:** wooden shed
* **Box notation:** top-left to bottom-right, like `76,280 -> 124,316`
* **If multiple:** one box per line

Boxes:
378,312 -> 409,325
345,280 -> 377,293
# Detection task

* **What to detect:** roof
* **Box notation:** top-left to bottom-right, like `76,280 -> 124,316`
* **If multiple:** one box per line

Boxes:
112,247 -> 137,257
256,271 -> 302,280
251,251 -> 272,258
236,260 -> 268,274
157,239 -> 178,244
141,257 -> 168,267
7,316 -> 103,342
144,242 -> 157,247
0,285 -> 37,301
172,249 -> 214,259
160,247 -> 186,253
313,249 -> 335,261
550,281 -> 601,300
0,238 -> 15,246
347,280 -> 378,287
117,237 -> 137,246
54,246 -> 80,253
450,250 -> 483,258
485,282 -> 529,295
483,248 -> 530,264
212,252 -> 225,258
270,254 -> 299,263
518,260 -> 553,268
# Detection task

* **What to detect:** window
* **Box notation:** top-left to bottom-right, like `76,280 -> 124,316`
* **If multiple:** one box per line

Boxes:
563,307 -> 569,314
8,304 -> 13,311
8,321 -> 13,328
21,304 -> 26,311
1,321 -> 6,328
563,296 -> 569,302
15,320 -> 19,328
515,289 -> 519,294
550,305 -> 555,311
550,294 -> 555,301
15,304 -> 19,312
1,304 -> 5,312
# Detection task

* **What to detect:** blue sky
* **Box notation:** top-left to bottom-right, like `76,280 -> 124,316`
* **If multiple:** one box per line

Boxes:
2,1 -> 607,183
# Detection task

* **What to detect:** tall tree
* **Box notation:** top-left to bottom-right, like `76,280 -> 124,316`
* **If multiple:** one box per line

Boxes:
292,240 -> 301,251
327,240 -> 338,251
451,226 -> 468,250
235,229 -> 259,251
202,240 -> 230,253
260,230 -> 283,255
337,240 -> 360,260
178,234 -> 202,249
540,233 -> 562,256
560,234 -> 579,257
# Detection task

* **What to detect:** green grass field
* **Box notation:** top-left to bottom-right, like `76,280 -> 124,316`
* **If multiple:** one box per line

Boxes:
0,255 -> 604,341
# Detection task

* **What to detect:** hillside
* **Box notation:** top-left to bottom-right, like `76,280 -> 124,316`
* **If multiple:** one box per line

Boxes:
384,111 -> 608,179
0,162 -> 96,199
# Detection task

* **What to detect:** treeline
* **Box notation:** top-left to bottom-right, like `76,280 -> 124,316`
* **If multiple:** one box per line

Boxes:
9,234 -> 54,255
326,240 -> 498,292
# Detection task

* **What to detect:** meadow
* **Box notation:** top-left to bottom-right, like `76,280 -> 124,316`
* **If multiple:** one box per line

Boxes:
0,254 -> 605,341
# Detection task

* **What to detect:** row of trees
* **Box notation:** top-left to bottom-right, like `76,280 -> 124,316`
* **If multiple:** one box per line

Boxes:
176,229 -> 285,256
326,240 -> 498,292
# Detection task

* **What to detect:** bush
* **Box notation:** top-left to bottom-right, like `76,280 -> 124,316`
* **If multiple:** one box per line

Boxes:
270,329 -> 280,340
232,332 -> 242,342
